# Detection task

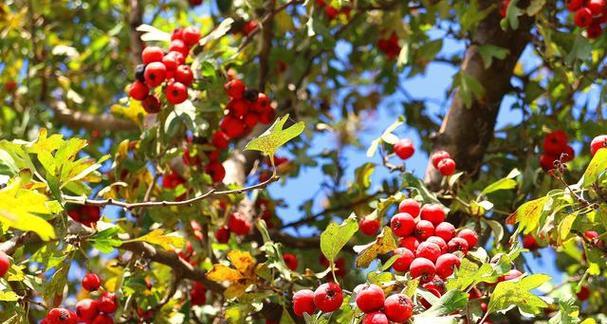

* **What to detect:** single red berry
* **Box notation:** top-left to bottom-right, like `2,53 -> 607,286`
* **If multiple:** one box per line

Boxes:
0,251 -> 10,277
543,130 -> 568,155
47,308 -> 77,324
171,28 -> 184,41
434,222 -> 456,242
91,313 -> 114,324
142,95 -> 161,114
243,113 -> 258,128
420,204 -> 446,225
205,161 -> 226,183
76,298 -> 99,321
82,273 -> 101,291
522,234 -> 539,250
392,247 -> 415,272
258,105 -> 275,124
568,0 -> 585,11
447,237 -> 469,254
228,212 -> 251,236
457,228 -> 479,248
252,92 -> 271,112
500,0 -> 510,17
165,81 -> 188,104
144,62 -> 167,88
416,242 -> 442,262
575,8 -> 593,28
437,158 -> 456,176
162,52 -> 180,71
539,153 -> 557,171
182,26 -> 201,47
169,39 -> 190,57
383,294 -> 413,323
398,236 -> 419,251
313,282 -> 344,313
324,5 -> 339,19
390,213 -> 416,237
423,276 -> 446,295
588,0 -> 606,15
393,138 -> 415,160
426,236 -> 448,253
175,65 -> 194,86
283,253 -> 298,271
409,258 -> 436,282
498,269 -> 523,282
561,145 -> 575,162
590,135 -> 607,156
468,287 -> 483,299
212,130 -> 230,149
576,286 -> 590,301
162,170 -> 185,189
586,22 -> 602,38
228,99 -> 249,118
360,218 -> 381,236
214,226 -> 230,243
362,311 -> 389,324
334,257 -> 347,277
584,230 -> 599,241
224,79 -> 245,99
128,80 -> 149,101
141,46 -> 164,64
293,289 -> 316,316
398,198 -> 421,217
415,220 -> 435,240
220,115 -> 246,138
435,253 -> 461,279
191,281 -> 207,305
98,292 -> 118,313
241,20 -> 258,36
355,284 -> 385,313
431,150 -> 450,168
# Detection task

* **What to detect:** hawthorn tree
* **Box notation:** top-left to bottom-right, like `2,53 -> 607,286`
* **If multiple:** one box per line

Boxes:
1,0 -> 607,323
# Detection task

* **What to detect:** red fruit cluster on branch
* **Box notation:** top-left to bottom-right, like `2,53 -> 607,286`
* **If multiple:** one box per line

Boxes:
0,251 -> 10,278
568,0 -> 607,38
128,26 -> 201,111
222,78 -> 275,139
190,281 -> 207,305
355,285 -> 414,323
292,282 -> 344,316
314,0 -> 351,20
67,205 -> 101,228
430,150 -> 457,176
377,32 -> 401,60
539,130 -> 574,171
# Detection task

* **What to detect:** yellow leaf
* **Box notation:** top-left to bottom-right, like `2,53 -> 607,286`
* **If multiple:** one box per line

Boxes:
111,101 -> 145,128
0,183 -> 56,241
355,227 -> 398,268
128,229 -> 185,251
206,264 -> 243,283
224,283 -> 249,299
228,250 -> 256,276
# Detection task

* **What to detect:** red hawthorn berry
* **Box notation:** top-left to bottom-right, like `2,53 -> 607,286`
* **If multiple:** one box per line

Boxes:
214,226 -> 230,243
162,171 -> 185,189
165,81 -> 188,105
141,46 -> 164,64
142,95 -> 161,114
362,312 -> 389,324
584,230 -> 599,242
242,20 -> 258,36
543,130 -> 568,155
144,62 -> 167,88
409,258 -> 436,283
390,213 -> 416,237
457,228 -> 479,248
561,145 -> 575,162
292,289 -> 316,317
82,273 -> 101,291
243,113 -> 258,128
355,284 -> 385,313
334,257 -> 347,277
91,313 -> 113,324
162,52 -> 180,71
171,28 -> 184,41
468,286 -> 483,299
539,153 -> 557,171
182,26 -> 201,47
448,237 -> 469,254
416,242 -> 442,262
98,292 -> 118,313
228,212 -> 251,236
253,92 -> 270,112
212,131 -> 230,149
498,269 -> 523,282
228,99 -> 249,118
481,302 -> 488,313
182,147 -> 201,166
283,253 -> 298,271
207,150 -> 220,161
435,253 -> 461,279
76,298 -> 99,321
522,234 -> 539,250
500,0 -> 510,17
590,135 -> 607,156
588,0 -> 606,15
313,282 -> 344,313
431,150 -> 451,168
437,158 -> 456,176
191,281 -> 207,305
415,220 -> 435,240
568,0 -> 585,11
426,236 -> 448,253
393,138 -> 415,159
398,198 -> 421,217
324,5 -> 339,19
67,205 -> 101,227
383,294 -> 413,323
359,218 -> 381,236
576,285 -> 590,301
392,247 -> 415,272
220,115 -> 246,138
258,105 -> 275,124
420,204 -> 446,225
174,65 -> 194,86
0,251 -> 10,277
424,276 -> 446,295
169,39 -> 190,57
128,80 -> 149,101
434,222 -> 456,242
189,0 -> 203,6
205,161 -> 226,183
575,8 -> 593,28
587,22 -> 603,38
47,308 -> 77,324
224,79 -> 245,99
399,236 -> 419,251
4,80 -> 17,93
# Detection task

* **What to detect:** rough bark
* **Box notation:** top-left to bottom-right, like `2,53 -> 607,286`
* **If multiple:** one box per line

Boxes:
424,4 -> 533,188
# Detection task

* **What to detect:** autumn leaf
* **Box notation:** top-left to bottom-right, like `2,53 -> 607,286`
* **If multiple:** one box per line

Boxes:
206,264 -> 243,283
355,227 -> 398,268
488,273 -> 551,315
244,114 -> 305,157
127,229 -> 185,251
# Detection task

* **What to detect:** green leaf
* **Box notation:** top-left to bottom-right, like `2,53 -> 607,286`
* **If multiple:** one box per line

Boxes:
0,181 -> 56,241
44,257 -> 71,307
136,24 -> 171,42
89,227 -> 123,253
354,227 -> 398,268
419,289 -> 468,317
402,172 -> 440,204
508,196 -> 549,234
366,117 -> 404,157
354,163 -> 375,191
320,215 -> 358,262
549,299 -> 580,324
454,71 -> 485,108
582,147 -> 607,187
478,45 -> 510,69
201,18 -> 235,47
488,273 -> 551,315
527,0 -> 546,16
127,229 -> 185,251
481,169 -> 520,195
446,259 -> 496,291
558,212 -> 578,243
483,219 -> 504,244
244,114 -> 305,157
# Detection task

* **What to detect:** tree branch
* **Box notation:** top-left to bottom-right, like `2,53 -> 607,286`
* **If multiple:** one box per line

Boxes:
50,100 -> 137,132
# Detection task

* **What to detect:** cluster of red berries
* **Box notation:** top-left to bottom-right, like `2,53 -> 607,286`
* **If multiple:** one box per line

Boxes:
568,0 -> 607,38
214,211 -> 252,243
292,282 -> 344,316
430,150 -> 457,176
190,281 -> 207,306
0,251 -> 10,278
182,136 -> 227,183
355,285 -> 414,323
314,0 -> 351,20
67,205 -> 102,228
377,32 -> 401,60
128,26 -> 200,112
42,273 -> 118,324
539,130 -> 574,171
